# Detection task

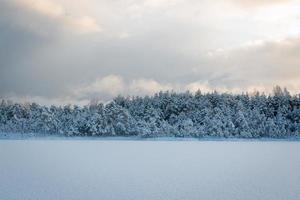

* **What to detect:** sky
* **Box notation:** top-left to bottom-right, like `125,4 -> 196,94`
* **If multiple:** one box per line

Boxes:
0,0 -> 300,105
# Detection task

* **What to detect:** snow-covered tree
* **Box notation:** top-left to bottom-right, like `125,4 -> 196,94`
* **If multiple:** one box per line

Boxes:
0,86 -> 299,138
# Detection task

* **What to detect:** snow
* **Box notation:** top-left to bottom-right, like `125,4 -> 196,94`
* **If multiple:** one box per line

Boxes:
2,87 -> 300,138
1,140 -> 300,200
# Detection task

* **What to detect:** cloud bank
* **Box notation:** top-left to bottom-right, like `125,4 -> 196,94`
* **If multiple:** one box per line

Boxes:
0,0 -> 299,104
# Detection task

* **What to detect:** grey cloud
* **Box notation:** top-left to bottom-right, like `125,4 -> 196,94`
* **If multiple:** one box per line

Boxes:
72,35 -> 300,101
189,36 -> 300,93
0,0 -> 299,104
1,0 -> 207,100
0,0 -> 68,97
0,0 -> 101,98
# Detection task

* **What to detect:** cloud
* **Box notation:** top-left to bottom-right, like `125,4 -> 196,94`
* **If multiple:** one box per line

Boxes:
19,0 -> 65,18
11,0 -> 102,34
72,75 -> 175,101
0,0 -> 299,105
232,0 -> 292,8
193,35 -> 300,94
129,79 -> 173,95
185,81 -> 213,93
72,16 -> 102,33
73,75 -> 125,100
0,0 -> 102,98
71,62 -> 300,103
3,94 -> 90,106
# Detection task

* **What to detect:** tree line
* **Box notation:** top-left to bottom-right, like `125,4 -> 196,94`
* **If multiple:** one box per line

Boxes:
1,86 -> 300,138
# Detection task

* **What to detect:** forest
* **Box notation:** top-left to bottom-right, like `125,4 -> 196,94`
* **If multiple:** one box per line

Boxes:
1,86 -> 300,138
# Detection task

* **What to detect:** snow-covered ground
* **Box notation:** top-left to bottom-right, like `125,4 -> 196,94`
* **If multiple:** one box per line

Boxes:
1,140 -> 300,200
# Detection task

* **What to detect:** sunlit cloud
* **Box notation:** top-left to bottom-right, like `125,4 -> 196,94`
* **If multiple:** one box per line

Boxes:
232,0 -> 294,8
19,0 -> 65,18
15,0 -> 102,34
72,75 -> 175,100
129,79 -> 173,95
73,75 -> 125,100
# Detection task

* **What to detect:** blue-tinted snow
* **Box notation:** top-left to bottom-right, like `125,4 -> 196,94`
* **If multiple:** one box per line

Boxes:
1,140 -> 300,200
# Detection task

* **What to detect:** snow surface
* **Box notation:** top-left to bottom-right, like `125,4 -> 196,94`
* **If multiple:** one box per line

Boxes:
1,140 -> 300,200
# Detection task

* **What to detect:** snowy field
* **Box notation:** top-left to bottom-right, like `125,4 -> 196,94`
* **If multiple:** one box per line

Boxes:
1,140 -> 300,200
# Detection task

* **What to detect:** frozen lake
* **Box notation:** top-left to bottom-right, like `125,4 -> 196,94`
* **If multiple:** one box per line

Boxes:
1,140 -> 300,200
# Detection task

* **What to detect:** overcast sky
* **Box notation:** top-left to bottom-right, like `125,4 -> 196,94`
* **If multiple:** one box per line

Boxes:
0,0 -> 300,105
